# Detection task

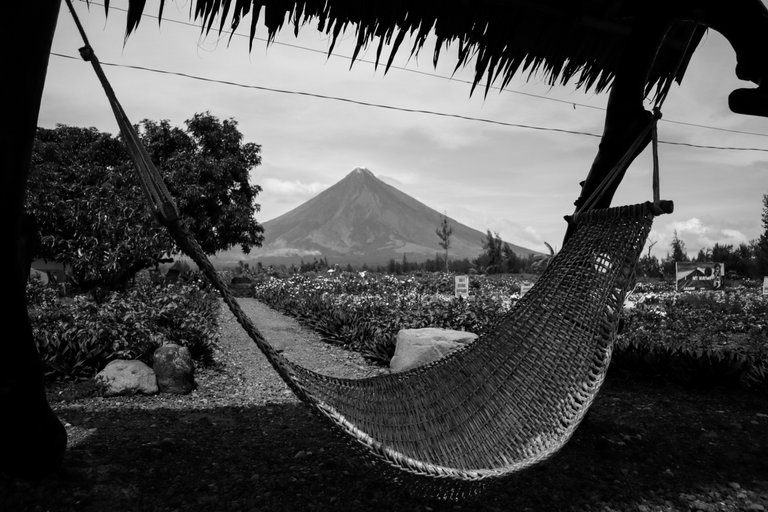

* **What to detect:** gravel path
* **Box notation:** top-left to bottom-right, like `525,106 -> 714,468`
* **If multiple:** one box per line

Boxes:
215,298 -> 388,406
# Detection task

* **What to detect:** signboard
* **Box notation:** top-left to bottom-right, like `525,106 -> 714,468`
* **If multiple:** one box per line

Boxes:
675,262 -> 724,291
763,276 -> 768,296
454,275 -> 469,298
519,282 -> 534,297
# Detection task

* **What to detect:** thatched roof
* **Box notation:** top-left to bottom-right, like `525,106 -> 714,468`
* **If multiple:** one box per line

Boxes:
116,0 -> 704,98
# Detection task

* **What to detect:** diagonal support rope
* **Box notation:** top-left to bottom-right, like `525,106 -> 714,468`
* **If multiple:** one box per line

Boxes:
64,0 -> 312,402
574,21 -> 700,216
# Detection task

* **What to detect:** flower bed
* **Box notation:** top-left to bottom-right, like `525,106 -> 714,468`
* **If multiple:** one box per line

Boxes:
252,271 -> 768,387
617,284 -> 768,387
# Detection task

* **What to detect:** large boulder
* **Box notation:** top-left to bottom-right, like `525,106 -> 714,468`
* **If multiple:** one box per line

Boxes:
389,328 -> 478,372
94,360 -> 158,396
153,344 -> 195,394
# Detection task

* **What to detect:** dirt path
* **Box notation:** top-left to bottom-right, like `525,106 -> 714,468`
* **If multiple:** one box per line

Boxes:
2,299 -> 767,512
215,299 -> 387,406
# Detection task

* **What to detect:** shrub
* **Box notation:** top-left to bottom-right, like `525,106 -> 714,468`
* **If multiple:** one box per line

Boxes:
28,278 -> 220,380
616,288 -> 768,388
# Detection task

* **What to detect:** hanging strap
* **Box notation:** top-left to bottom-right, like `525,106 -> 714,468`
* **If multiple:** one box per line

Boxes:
574,21 -> 701,218
64,0 -> 179,225
573,114 -> 660,216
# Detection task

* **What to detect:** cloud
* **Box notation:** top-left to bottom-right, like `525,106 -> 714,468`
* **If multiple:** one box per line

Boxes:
261,178 -> 327,198
648,217 -> 754,260
673,218 -> 708,236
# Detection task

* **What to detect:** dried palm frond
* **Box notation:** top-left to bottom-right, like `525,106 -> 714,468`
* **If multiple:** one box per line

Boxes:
110,0 -> 704,99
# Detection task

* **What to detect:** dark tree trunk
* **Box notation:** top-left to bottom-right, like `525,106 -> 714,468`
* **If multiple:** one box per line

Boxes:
0,1 -> 67,478
563,0 -> 768,246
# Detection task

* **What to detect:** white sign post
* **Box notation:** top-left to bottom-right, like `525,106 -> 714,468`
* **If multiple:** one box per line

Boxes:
520,282 -> 534,297
455,275 -> 469,298
763,276 -> 768,296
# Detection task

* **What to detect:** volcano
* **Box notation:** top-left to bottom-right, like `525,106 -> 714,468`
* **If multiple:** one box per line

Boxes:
244,167 -> 540,266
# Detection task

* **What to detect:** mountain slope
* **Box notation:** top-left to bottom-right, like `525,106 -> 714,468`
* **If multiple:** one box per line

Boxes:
229,167 -> 541,266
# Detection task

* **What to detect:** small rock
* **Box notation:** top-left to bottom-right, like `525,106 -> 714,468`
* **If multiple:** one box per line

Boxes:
153,344 -> 195,394
94,360 -> 158,396
729,482 -> 742,490
746,504 -> 766,512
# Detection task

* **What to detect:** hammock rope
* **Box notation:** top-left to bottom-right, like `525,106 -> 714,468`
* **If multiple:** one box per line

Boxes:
65,0 -> 675,500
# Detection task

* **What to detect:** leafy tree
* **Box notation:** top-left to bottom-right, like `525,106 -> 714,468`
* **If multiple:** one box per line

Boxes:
435,212 -> 453,272
502,243 -> 527,273
694,248 -> 712,262
758,193 -> 768,276
139,112 -> 264,255
637,239 -> 662,278
27,125 -> 161,291
475,230 -> 533,274
670,230 -> 688,262
26,113 -> 264,291
476,230 -> 504,273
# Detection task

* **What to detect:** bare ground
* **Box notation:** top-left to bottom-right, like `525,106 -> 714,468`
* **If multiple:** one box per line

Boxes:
2,298 -> 767,512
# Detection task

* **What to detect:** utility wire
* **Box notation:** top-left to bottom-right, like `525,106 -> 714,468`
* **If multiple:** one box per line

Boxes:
79,0 -> 768,139
52,50 -> 768,153
51,52 -> 768,153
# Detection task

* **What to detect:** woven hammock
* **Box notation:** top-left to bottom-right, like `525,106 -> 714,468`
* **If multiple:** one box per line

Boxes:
178,200 -> 669,501
65,0 -> 675,499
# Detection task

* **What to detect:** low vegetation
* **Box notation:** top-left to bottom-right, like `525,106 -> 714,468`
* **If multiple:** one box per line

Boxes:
616,282 -> 768,387
27,274 -> 220,381
250,270 -> 768,388
27,264 -> 767,389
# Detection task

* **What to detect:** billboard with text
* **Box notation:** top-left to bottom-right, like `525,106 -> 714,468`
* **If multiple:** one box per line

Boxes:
675,262 -> 724,291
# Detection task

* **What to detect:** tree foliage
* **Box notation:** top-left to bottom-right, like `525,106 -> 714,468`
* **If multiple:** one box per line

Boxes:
435,213 -> 453,272
758,193 -> 768,276
637,239 -> 662,278
475,230 -> 528,274
669,229 -> 689,263
26,112 -> 264,291
140,112 -> 264,255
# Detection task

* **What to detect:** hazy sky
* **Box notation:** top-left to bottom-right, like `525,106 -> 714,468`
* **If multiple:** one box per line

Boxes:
40,0 -> 768,260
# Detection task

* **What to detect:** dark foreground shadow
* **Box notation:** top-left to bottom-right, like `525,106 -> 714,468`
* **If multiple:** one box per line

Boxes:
2,378 -> 767,512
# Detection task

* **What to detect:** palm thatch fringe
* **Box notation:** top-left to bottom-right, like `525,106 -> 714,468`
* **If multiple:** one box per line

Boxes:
112,0 -> 704,99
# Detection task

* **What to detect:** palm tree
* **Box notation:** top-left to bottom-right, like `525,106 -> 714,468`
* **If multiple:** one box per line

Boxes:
5,0 -> 766,479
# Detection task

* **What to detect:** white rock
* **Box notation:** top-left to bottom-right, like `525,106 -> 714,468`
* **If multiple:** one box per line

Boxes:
94,359 -> 158,396
389,328 -> 478,372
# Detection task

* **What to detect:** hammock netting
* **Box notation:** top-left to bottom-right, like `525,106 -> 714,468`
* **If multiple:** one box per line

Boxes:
165,200 -> 665,500
66,2 -> 671,497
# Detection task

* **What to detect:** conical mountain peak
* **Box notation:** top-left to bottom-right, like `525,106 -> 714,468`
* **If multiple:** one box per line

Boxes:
254,168 -> 541,266
349,166 -> 374,177
344,167 -> 378,183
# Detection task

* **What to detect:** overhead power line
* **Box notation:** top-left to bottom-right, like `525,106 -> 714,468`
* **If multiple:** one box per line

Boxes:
79,0 -> 768,139
50,52 -> 768,153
